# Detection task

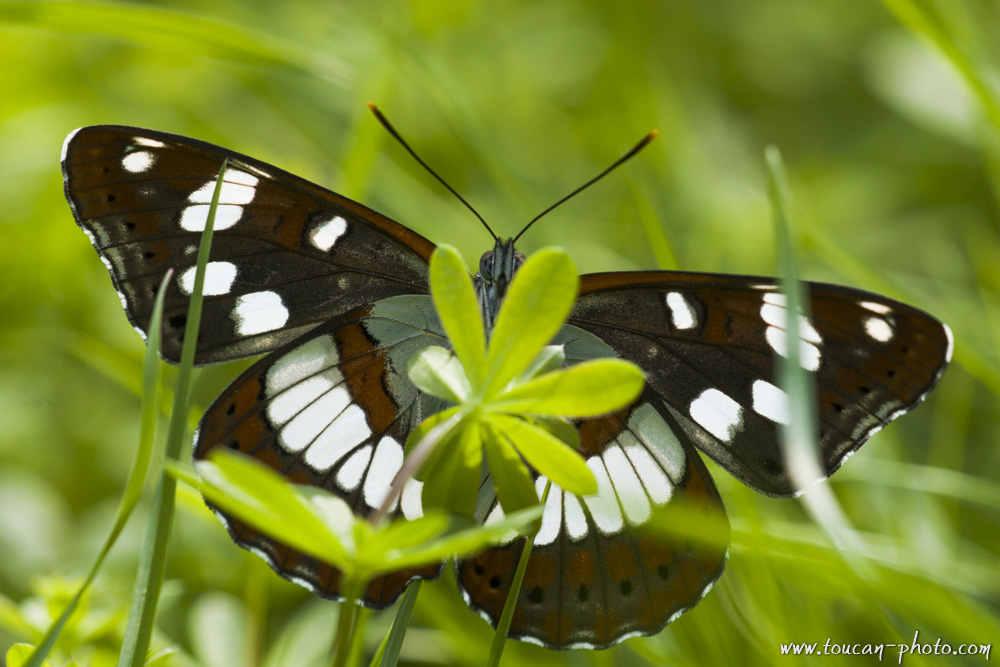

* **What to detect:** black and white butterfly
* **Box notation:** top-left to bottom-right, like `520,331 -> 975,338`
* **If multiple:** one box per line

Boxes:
62,124 -> 951,649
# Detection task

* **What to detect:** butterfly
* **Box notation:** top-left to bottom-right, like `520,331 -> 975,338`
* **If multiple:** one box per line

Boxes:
62,124 -> 952,650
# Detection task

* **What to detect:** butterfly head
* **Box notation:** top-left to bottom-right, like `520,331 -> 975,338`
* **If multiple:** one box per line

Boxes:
475,238 -> 525,331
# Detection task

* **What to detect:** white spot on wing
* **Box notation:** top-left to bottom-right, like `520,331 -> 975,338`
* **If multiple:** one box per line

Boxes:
179,204 -> 243,231
620,434 -> 674,505
268,374 -> 336,427
276,382 -> 350,452
336,444 -> 372,491
122,151 -> 154,173
364,437 -> 403,510
581,460 -> 623,534
860,301 -> 892,314
533,477 -> 562,546
943,323 -> 954,364
401,478 -> 424,519
766,327 -> 822,371
603,445 -> 650,524
629,403 -> 685,480
665,292 -> 696,330
310,216 -> 348,252
304,404 -> 371,471
189,173 -> 257,204
760,303 -> 821,343
232,290 -> 289,336
266,335 -> 339,395
690,389 -> 744,442
763,292 -> 787,307
751,380 -> 791,425
133,137 -> 166,148
178,261 -> 237,296
864,316 -> 894,342
562,492 -> 588,539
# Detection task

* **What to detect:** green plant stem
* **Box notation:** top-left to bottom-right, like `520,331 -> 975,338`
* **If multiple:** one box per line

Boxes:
487,480 -> 551,667
332,578 -> 362,667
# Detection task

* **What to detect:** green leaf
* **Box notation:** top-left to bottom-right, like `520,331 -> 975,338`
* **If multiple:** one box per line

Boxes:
482,423 -> 539,516
525,415 -> 580,449
484,249 -> 579,395
167,451 -> 350,567
418,422 -> 483,516
494,359 -> 645,417
510,344 -> 566,386
407,345 -> 470,403
490,415 -> 598,496
380,505 -> 544,573
7,644 -> 51,667
362,511 -> 452,562
404,406 -> 460,458
429,245 -> 486,386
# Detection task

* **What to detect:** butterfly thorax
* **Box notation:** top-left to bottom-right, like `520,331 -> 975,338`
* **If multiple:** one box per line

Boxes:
474,238 -> 525,333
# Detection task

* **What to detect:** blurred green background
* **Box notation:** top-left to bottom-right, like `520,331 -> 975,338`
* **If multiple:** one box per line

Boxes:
1,0 -> 998,665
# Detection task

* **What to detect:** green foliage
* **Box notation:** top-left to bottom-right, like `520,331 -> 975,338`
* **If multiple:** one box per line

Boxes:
166,452 -> 544,584
404,246 -> 644,517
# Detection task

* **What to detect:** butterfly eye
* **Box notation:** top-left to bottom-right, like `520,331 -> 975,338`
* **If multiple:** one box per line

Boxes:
513,251 -> 526,270
479,250 -> 494,276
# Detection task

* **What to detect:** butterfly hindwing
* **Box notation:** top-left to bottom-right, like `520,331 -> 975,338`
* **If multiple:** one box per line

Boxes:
456,325 -> 729,649
194,295 -> 448,606
62,126 -> 434,364
572,272 -> 953,496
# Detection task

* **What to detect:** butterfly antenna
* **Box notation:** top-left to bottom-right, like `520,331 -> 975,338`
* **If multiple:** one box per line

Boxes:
514,130 -> 659,243
368,103 -> 497,240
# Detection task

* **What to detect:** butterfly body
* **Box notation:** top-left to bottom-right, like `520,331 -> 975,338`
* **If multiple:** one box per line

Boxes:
62,125 -> 951,649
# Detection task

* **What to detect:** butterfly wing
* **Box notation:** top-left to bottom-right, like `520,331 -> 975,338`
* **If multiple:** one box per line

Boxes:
194,295 -> 447,605
62,126 -> 434,364
571,272 -> 953,497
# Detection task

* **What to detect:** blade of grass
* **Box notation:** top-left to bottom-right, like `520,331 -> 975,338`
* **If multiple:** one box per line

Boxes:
765,147 -> 866,560
486,480 -> 550,667
119,159 -> 228,667
373,582 -> 421,667
22,270 -> 172,667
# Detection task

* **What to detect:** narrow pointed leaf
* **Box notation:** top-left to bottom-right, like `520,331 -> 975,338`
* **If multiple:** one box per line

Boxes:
429,245 -> 486,386
407,345 -> 470,403
495,359 -> 645,416
485,249 -> 578,395
491,415 -> 598,496
482,422 -> 539,516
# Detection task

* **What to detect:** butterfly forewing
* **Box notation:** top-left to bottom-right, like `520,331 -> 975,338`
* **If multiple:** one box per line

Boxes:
194,295 -> 448,605
456,325 -> 729,649
62,126 -> 434,364
573,272 -> 952,496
